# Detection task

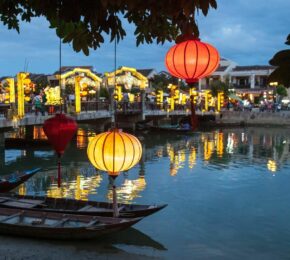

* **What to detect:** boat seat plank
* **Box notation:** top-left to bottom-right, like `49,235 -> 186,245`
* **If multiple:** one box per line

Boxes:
1,201 -> 41,209
78,205 -> 125,212
18,199 -> 44,205
0,212 -> 22,222
86,219 -> 101,227
78,206 -> 112,212
52,218 -> 69,227
77,205 -> 93,212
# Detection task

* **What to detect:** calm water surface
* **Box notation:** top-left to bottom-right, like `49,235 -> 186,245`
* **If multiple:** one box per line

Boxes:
2,126 -> 290,259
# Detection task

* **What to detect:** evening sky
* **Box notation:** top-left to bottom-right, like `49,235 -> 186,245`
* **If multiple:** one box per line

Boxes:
0,0 -> 289,76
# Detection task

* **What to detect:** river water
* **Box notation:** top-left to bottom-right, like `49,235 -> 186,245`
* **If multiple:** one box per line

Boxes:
2,126 -> 290,259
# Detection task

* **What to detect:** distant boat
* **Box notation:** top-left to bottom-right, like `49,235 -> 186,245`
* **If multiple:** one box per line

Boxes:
0,207 -> 141,240
0,168 -> 41,193
150,125 -> 192,133
0,194 -> 167,218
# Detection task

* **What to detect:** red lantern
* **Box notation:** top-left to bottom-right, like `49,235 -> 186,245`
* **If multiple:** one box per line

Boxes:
43,113 -> 77,187
43,114 -> 77,156
165,36 -> 220,83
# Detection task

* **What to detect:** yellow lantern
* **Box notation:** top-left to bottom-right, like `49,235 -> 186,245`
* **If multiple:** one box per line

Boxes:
81,91 -> 88,97
87,128 -> 142,176
87,128 -> 142,217
82,82 -> 88,90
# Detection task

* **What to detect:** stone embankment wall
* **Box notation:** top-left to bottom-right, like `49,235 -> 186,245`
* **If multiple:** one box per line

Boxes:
216,110 -> 290,126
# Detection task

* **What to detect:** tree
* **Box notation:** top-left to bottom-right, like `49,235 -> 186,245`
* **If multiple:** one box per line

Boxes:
151,74 -> 187,92
152,74 -> 174,92
0,0 -> 217,55
99,87 -> 109,99
269,34 -> 290,88
209,80 -> 229,97
275,85 -> 288,103
34,76 -> 49,92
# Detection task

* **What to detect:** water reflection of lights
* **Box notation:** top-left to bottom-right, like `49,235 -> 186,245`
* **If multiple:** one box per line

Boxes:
267,159 -> 277,173
156,146 -> 164,158
33,127 -> 47,140
47,173 -> 103,200
216,132 -> 224,158
188,148 -> 196,169
107,176 -> 147,203
226,133 -> 235,154
204,138 -> 214,161
18,183 -> 26,196
167,144 -> 186,175
76,129 -> 87,149
77,129 -> 97,149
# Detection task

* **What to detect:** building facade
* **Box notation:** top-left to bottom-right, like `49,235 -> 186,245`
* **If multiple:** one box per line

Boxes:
200,58 -> 276,90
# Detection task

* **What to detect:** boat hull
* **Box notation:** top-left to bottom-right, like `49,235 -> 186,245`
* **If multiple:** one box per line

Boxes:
0,168 -> 41,193
0,208 -> 141,240
0,194 -> 167,218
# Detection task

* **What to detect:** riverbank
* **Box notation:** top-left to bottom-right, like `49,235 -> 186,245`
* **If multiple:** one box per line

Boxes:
214,110 -> 290,127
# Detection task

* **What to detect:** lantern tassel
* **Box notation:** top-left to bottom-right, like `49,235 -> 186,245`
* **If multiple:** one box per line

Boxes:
57,155 -> 61,188
110,175 -> 119,217
112,184 -> 119,217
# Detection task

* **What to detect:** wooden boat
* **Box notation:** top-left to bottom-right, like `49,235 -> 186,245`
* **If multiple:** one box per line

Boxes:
0,207 -> 141,240
0,194 -> 167,218
0,168 -> 41,193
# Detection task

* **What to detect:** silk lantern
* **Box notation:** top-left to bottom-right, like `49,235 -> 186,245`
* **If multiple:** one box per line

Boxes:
87,128 -> 142,216
43,113 -> 77,187
165,35 -> 220,84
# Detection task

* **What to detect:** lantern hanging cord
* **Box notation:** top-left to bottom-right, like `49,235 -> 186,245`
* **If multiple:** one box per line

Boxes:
113,16 -> 117,128
58,0 -> 63,113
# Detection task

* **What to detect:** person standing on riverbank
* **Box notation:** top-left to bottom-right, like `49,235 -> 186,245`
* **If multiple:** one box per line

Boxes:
32,92 -> 42,116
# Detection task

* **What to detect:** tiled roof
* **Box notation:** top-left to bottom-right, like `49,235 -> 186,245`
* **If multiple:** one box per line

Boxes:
30,73 -> 48,82
158,71 -> 171,77
0,76 -> 11,81
53,66 -> 94,75
232,65 -> 275,71
215,66 -> 228,72
137,69 -> 155,77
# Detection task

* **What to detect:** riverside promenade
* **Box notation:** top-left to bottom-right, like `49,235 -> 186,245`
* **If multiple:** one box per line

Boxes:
216,110 -> 290,126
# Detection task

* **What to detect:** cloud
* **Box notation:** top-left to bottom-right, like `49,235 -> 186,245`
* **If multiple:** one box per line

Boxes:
0,0 -> 289,76
198,0 -> 290,65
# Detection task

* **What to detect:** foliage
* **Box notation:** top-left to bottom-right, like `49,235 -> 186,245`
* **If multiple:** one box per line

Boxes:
269,34 -> 290,88
209,80 -> 229,97
64,84 -> 74,95
152,74 -> 174,92
99,87 -> 109,99
34,77 -> 49,92
151,74 -> 187,92
0,0 -> 217,55
130,87 -> 140,94
275,85 -> 288,101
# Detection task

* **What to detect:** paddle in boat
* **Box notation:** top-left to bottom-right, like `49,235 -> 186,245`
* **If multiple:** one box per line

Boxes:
0,207 -> 141,239
0,168 -> 41,193
0,194 -> 167,218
